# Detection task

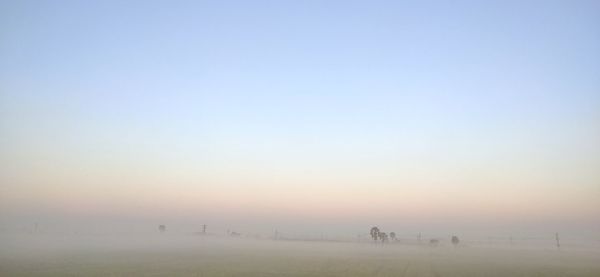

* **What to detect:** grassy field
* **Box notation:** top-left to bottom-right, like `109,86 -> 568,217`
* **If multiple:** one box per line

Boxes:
1,234 -> 599,276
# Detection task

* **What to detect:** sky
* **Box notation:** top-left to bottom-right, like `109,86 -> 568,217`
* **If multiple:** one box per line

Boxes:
1,0 -> 599,235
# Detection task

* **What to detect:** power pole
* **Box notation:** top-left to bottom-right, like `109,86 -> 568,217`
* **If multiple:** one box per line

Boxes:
202,224 -> 207,234
555,232 -> 560,249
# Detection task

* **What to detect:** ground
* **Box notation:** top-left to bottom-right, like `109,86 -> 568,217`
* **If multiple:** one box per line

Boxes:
1,234 -> 599,276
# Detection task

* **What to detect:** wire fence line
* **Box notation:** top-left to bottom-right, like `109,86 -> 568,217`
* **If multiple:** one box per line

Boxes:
269,231 -> 600,250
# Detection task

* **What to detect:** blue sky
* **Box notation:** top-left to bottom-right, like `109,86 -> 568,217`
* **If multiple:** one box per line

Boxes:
1,0 -> 599,233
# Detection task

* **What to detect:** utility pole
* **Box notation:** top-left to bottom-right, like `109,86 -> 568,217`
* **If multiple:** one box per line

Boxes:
202,224 -> 207,234
555,232 -> 560,249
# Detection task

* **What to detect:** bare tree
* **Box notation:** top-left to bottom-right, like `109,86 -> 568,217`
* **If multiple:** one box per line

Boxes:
390,232 -> 396,241
370,226 -> 380,241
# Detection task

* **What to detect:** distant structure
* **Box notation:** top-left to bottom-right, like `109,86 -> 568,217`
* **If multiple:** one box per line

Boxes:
158,224 -> 166,233
418,232 -> 422,244
202,224 -> 207,234
390,232 -> 396,241
555,232 -> 560,249
429,239 -> 439,246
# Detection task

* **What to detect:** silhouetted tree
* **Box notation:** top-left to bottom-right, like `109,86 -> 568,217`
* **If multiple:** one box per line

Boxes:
379,232 -> 388,243
370,226 -> 380,241
390,232 -> 396,241
158,225 -> 166,233
451,235 -> 459,246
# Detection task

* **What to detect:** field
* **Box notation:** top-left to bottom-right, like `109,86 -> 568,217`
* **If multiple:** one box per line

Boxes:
1,234 -> 599,276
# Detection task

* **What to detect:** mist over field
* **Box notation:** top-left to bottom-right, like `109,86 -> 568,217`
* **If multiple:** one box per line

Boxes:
1,0 -> 599,276
1,213 -> 600,276
1,231 -> 600,276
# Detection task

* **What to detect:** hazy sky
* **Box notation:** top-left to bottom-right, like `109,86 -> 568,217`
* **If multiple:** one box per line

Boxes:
1,0 -> 599,234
